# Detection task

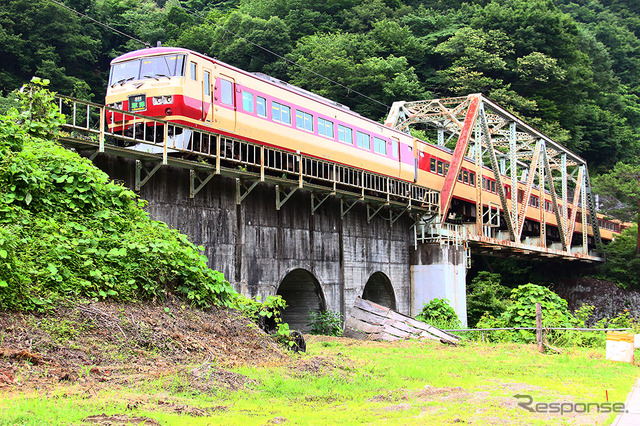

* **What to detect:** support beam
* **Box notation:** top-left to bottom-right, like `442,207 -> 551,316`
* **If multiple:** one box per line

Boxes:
276,185 -> 298,210
390,207 -> 408,227
509,122 -> 518,229
190,170 -> 216,198
311,192 -> 331,215
543,151 -> 568,251
367,204 -> 385,224
566,166 -> 585,245
236,179 -> 259,205
516,140 -> 542,242
439,94 -> 481,221
340,199 -> 357,219
479,105 -> 517,241
135,160 -> 162,191
539,153 -> 546,247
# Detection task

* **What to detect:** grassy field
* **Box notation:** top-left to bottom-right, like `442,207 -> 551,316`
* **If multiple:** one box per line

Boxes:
2,335 -> 638,425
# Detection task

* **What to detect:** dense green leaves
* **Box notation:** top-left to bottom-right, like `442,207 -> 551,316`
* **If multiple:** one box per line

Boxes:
0,81 -> 237,311
2,0 -> 640,181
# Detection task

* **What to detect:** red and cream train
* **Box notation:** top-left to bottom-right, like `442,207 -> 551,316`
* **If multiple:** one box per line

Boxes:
105,46 -> 623,246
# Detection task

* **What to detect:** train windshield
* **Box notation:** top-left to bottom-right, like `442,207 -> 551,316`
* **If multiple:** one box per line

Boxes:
109,54 -> 186,86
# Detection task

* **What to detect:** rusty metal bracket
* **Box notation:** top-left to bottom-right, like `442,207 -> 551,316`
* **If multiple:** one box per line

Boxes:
135,159 -> 162,191
366,204 -> 385,224
190,170 -> 216,198
340,199 -> 357,219
276,184 -> 297,210
311,192 -> 331,215
390,206 -> 409,228
236,178 -> 259,205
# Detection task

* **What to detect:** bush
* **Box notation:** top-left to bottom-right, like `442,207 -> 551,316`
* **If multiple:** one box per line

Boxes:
307,310 -> 343,336
416,298 -> 460,328
600,225 -> 640,289
466,271 -> 510,327
476,283 -> 579,344
0,79 -> 237,311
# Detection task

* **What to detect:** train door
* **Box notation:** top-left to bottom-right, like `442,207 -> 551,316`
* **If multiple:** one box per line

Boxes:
216,74 -> 237,132
202,67 -> 213,123
391,137 -> 401,176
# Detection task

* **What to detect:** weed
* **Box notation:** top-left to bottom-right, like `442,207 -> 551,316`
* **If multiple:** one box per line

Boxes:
307,310 -> 343,336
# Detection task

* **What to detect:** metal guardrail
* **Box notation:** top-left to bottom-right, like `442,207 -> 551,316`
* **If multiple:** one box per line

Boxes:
55,95 -> 440,215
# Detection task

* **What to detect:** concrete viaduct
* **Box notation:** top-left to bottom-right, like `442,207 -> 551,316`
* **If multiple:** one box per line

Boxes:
91,155 -> 466,330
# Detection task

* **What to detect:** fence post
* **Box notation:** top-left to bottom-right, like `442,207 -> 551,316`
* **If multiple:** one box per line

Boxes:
536,303 -> 544,353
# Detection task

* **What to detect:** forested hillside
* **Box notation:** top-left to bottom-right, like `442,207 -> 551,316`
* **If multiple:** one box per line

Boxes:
1,0 -> 639,171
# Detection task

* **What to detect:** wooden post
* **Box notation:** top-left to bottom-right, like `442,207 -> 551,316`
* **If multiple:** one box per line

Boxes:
536,303 -> 544,353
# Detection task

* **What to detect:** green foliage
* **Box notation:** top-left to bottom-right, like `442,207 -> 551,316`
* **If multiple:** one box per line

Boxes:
600,225 -> 640,288
0,81 -> 237,311
416,298 -> 460,327
476,283 -> 578,344
307,310 -> 343,336
466,271 -> 510,327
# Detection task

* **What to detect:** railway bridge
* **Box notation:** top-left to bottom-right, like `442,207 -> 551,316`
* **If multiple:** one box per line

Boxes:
56,94 -> 605,329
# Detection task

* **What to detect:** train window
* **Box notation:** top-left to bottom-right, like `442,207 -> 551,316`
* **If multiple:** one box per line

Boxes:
165,55 -> 185,76
272,101 -> 291,125
490,180 -> 496,193
463,170 -> 469,184
190,62 -> 197,81
373,137 -> 386,155
437,160 -> 443,175
296,110 -> 313,132
356,131 -> 370,150
391,138 -> 399,158
444,163 -> 449,175
470,172 -> 475,186
338,125 -> 353,145
458,171 -> 463,182
430,158 -> 436,172
256,96 -> 266,117
220,79 -> 233,106
318,117 -> 334,139
204,71 -> 211,96
242,92 -> 254,113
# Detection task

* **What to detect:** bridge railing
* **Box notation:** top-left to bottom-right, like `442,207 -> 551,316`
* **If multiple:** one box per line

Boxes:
55,95 -> 439,213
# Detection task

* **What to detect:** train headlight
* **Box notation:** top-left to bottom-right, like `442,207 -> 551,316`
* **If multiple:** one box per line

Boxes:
152,95 -> 173,105
108,101 -> 123,110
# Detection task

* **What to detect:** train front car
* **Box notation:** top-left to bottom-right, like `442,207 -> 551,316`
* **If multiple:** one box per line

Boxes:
105,47 -> 195,141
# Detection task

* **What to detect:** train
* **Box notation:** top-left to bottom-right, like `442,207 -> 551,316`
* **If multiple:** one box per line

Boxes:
104,46 -> 624,248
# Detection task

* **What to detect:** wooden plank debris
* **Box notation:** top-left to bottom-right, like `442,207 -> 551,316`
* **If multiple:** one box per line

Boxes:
343,297 -> 460,344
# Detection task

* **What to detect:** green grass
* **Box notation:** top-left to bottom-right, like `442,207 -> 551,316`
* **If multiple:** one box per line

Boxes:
2,336 -> 638,425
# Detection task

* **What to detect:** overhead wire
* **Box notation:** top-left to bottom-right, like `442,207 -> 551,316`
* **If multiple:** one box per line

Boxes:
47,0 -> 146,46
166,0 -> 392,113
48,0 -> 392,114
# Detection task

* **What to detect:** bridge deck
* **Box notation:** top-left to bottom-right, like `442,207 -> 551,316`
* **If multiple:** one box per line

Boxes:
56,96 -> 602,263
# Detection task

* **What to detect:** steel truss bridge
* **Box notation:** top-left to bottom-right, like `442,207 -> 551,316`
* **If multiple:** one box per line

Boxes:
55,94 -> 602,264
386,94 -> 602,263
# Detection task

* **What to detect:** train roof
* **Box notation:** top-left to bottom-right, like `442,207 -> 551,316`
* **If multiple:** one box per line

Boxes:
110,47 -> 418,138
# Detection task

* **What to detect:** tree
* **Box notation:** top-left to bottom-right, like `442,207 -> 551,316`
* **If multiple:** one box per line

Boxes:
593,161 -> 640,253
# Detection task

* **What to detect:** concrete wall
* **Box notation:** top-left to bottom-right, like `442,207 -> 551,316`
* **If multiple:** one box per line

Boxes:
411,243 -> 468,326
92,156 -> 416,323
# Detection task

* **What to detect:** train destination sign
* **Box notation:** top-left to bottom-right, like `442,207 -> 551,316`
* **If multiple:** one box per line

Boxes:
128,94 -> 146,112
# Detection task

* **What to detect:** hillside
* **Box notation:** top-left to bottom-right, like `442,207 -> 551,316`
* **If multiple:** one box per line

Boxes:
1,0 -> 639,172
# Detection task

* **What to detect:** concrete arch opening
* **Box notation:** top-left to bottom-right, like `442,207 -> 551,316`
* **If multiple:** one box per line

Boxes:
362,272 -> 396,310
276,268 -> 326,332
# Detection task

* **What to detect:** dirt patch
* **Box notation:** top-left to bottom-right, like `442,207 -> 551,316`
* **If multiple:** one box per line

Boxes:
83,413 -> 160,425
0,297 -> 288,393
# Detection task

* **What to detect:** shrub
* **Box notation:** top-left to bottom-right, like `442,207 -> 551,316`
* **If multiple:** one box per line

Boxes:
307,310 -> 343,336
476,283 -> 578,344
416,298 -> 460,328
466,271 -> 510,327
0,79 -> 237,311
